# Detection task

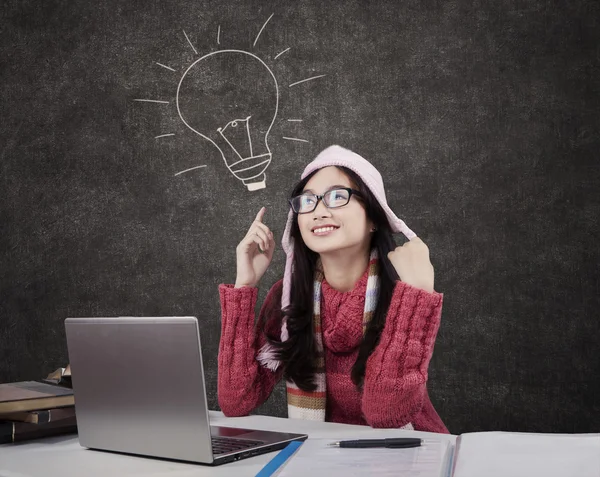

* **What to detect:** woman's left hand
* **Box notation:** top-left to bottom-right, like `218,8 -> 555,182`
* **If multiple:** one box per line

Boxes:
387,237 -> 435,293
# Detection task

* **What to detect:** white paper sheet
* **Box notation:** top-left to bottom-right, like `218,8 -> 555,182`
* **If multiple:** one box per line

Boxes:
452,432 -> 600,477
278,436 -> 453,477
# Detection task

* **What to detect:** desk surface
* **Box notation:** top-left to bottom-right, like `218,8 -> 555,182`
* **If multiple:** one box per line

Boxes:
0,411 -> 456,476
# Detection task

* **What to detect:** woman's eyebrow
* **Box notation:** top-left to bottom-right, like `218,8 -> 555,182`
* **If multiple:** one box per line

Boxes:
302,184 -> 348,194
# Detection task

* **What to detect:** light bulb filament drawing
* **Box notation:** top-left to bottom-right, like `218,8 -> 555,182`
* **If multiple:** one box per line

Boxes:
217,116 -> 272,191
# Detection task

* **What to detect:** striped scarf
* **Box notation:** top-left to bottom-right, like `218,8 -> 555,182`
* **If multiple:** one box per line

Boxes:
285,248 -> 380,420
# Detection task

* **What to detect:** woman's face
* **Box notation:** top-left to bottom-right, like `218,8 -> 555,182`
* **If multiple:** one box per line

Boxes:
297,167 -> 373,255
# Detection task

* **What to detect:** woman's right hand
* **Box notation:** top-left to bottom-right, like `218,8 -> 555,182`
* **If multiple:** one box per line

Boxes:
234,207 -> 276,288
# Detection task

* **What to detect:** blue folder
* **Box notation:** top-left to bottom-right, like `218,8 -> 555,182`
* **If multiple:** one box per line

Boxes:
255,440 -> 305,477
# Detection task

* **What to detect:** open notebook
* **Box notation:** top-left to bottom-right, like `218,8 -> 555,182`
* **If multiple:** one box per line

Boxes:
277,435 -> 453,477
451,431 -> 600,477
275,431 -> 600,477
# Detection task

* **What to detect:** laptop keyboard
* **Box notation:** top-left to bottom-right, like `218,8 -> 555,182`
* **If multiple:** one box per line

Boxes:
211,436 -> 265,455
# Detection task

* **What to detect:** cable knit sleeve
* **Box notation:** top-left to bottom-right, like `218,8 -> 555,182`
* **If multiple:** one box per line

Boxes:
217,280 -> 285,417
361,281 -> 444,429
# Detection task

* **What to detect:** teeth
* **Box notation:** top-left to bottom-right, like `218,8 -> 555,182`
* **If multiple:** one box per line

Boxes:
313,226 -> 336,234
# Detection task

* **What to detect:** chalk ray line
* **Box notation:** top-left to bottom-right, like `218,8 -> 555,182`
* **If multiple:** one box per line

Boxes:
289,75 -> 326,87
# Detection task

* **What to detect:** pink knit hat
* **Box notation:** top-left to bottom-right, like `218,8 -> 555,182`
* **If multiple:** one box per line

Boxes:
280,145 -> 417,329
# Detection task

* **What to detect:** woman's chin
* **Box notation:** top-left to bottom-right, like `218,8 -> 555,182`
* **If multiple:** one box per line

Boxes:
305,240 -> 355,256
305,236 -> 372,257
305,240 -> 339,255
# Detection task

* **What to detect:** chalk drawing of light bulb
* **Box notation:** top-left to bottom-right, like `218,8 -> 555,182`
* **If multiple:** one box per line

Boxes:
133,14 -> 327,191
176,50 -> 278,191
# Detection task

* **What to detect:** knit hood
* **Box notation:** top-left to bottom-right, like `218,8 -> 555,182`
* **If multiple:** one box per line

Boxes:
279,145 -> 417,315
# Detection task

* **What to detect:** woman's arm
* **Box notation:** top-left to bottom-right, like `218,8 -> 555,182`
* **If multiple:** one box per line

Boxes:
217,280 -> 284,417
361,281 -> 444,428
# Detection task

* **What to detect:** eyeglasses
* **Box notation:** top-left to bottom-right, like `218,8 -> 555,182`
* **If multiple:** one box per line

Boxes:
289,187 -> 362,214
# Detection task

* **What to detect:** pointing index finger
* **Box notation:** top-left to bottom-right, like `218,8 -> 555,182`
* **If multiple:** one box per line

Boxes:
255,207 -> 266,223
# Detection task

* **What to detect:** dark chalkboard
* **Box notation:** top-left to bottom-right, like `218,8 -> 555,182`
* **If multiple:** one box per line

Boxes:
1,0 -> 599,434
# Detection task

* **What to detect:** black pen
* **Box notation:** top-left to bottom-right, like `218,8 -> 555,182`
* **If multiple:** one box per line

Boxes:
328,438 -> 423,449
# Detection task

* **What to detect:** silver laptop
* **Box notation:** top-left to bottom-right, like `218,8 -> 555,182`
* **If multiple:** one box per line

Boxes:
64,316 -> 307,465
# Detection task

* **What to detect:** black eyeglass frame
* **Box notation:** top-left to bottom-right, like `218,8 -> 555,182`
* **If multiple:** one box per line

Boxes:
288,187 -> 363,214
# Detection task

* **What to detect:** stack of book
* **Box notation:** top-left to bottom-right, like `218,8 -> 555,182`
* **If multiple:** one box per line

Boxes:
0,366 -> 77,444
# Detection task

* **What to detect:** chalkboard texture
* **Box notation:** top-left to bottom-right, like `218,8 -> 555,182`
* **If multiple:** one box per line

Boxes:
1,0 -> 598,434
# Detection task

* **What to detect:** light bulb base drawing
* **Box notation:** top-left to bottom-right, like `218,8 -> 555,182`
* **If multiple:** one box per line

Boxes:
244,174 -> 267,191
229,152 -> 271,188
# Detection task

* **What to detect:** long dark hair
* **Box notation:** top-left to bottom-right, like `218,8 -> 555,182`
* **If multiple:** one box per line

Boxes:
263,166 -> 399,391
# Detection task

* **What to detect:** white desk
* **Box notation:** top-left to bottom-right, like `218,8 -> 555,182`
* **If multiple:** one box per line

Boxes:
0,411 -> 456,476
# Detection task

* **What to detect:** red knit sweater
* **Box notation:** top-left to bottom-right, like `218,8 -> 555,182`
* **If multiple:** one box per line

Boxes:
217,267 -> 449,433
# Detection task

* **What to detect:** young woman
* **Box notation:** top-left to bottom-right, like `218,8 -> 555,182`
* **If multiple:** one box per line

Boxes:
218,145 -> 448,433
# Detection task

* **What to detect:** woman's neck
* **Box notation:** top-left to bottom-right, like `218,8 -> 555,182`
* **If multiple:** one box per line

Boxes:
319,247 -> 370,292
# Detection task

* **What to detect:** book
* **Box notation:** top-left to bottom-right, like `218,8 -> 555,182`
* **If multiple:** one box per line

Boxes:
43,365 -> 72,387
0,415 -> 77,444
0,381 -> 74,414
0,406 -> 75,424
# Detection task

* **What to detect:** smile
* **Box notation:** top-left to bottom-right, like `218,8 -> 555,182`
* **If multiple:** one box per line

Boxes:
312,226 -> 339,236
